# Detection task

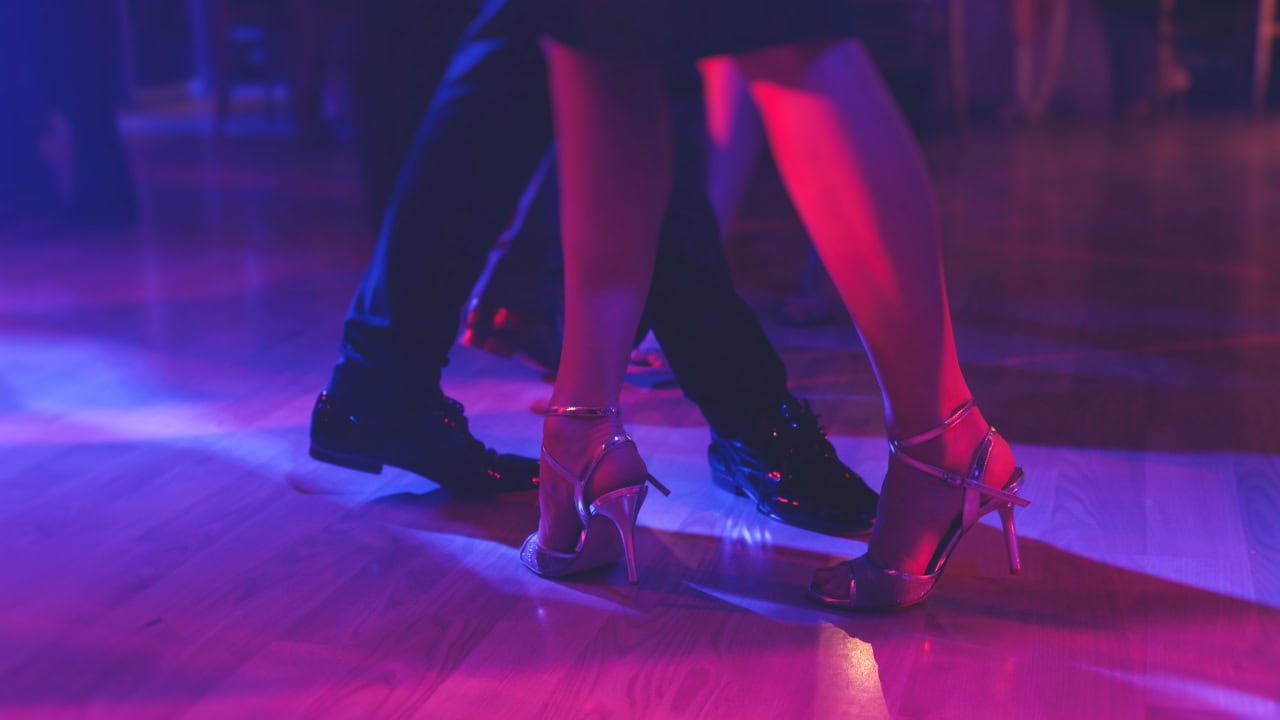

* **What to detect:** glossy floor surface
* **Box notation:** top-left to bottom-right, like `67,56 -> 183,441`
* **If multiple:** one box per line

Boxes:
1,116 -> 1277,719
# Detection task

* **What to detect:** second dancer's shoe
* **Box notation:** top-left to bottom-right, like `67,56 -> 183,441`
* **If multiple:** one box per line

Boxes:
462,303 -> 563,376
807,400 -> 1030,611
709,398 -> 878,534
309,387 -> 539,495
520,405 -> 670,584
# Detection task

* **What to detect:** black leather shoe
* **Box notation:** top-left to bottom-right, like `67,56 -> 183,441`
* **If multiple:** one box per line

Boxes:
309,389 -> 539,495
708,398 -> 877,534
461,297 -> 648,377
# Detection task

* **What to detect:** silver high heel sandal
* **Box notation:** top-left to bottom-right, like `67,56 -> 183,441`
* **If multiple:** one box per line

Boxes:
807,400 -> 1030,611
520,405 -> 670,584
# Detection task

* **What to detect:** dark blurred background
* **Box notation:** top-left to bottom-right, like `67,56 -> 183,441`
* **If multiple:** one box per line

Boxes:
4,0 -> 1280,231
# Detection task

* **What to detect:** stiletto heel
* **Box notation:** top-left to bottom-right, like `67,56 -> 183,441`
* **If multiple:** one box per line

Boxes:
593,486 -> 645,583
998,503 -> 1021,575
807,400 -> 1030,611
520,406 -> 669,583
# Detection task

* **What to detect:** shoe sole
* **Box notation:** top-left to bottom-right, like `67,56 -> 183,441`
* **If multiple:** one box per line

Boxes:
309,444 -> 384,474
309,441 -> 536,496
804,584 -> 925,613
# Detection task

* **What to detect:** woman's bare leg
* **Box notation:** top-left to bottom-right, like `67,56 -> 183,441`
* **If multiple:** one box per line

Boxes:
537,41 -> 671,550
737,40 -> 1015,575
702,57 -> 840,326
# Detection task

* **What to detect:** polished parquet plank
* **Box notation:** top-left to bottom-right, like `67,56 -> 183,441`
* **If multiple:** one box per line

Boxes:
1,117 -> 1278,718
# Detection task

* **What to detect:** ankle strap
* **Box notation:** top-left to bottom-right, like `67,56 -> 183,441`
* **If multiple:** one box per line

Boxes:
889,399 -> 976,450
888,401 -> 1030,509
546,405 -> 620,417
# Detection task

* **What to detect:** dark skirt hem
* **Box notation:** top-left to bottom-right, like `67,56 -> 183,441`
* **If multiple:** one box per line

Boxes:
535,0 -> 857,59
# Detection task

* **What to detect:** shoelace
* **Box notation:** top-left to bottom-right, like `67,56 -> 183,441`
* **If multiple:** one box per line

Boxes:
768,402 -> 857,492
438,397 -> 498,462
774,402 -> 836,457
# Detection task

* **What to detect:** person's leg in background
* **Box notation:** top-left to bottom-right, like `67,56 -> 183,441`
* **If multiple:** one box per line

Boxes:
0,4 -> 57,222
49,0 -> 138,227
1096,0 -> 1160,116
285,0 -> 325,146
1008,0 -> 1071,123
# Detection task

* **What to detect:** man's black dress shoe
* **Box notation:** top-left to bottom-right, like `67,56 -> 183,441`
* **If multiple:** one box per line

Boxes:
309,390 -> 539,495
709,398 -> 878,534
461,303 -> 655,376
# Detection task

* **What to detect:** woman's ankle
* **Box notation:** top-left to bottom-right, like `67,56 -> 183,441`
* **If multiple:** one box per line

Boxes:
544,414 -> 621,462
899,408 -> 994,475
542,414 -> 648,500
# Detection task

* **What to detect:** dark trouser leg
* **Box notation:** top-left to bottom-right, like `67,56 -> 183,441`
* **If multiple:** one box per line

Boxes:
462,149 -> 566,373
644,70 -> 791,436
474,148 -> 563,326
334,0 -> 553,406
314,0 -> 547,492
476,148 -> 560,313
50,0 -> 137,226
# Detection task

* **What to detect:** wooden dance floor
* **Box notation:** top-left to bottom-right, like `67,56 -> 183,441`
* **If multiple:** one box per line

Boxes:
1,115 -> 1277,719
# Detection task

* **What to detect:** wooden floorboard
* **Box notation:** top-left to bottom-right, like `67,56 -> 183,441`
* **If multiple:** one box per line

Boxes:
0,117 -> 1277,718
